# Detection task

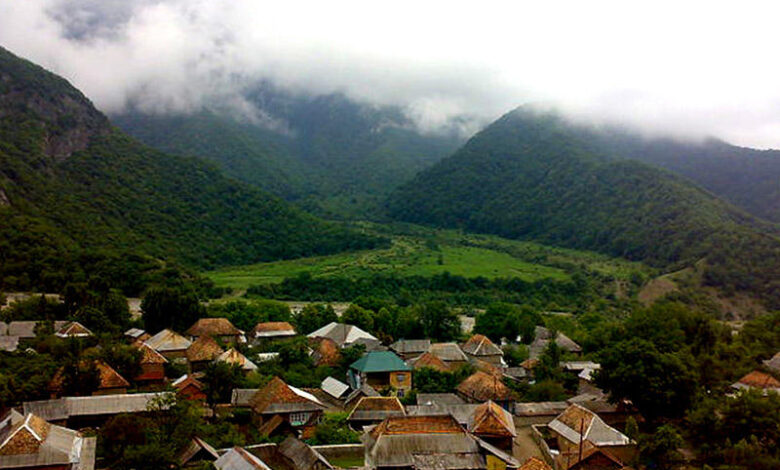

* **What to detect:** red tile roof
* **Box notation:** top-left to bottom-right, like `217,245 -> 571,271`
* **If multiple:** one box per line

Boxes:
736,370 -> 780,389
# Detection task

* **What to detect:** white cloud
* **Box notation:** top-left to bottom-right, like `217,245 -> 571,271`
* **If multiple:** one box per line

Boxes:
3,0 -> 780,147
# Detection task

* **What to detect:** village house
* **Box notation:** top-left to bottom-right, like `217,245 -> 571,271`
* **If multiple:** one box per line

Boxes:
186,318 -> 244,345
406,399 -> 515,451
362,415 -> 519,470
529,327 -> 582,359
428,342 -> 470,368
124,328 -> 150,343
348,351 -> 412,397
48,360 -> 130,398
54,321 -> 93,339
132,341 -> 168,388
731,370 -> 780,395
343,383 -> 381,410
0,410 -> 96,470
457,371 -> 516,410
307,322 -> 378,348
173,374 -> 207,402
23,392 -> 169,429
468,400 -> 517,452
462,334 -> 505,367
408,351 -> 452,373
250,321 -> 297,344
186,336 -> 224,372
249,377 -> 326,438
145,329 -> 192,361
216,348 -> 258,372
320,377 -> 350,402
539,404 -> 635,470
347,396 -> 406,428
389,339 -> 431,361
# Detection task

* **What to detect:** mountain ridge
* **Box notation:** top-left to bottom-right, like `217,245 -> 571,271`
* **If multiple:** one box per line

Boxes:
0,45 -> 382,292
386,106 -> 780,308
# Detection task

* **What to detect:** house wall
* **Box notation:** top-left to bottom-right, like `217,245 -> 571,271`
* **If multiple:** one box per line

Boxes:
486,454 -> 507,470
389,371 -> 411,391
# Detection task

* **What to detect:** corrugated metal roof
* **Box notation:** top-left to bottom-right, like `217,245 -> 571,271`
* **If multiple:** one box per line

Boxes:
278,437 -> 333,470
390,339 -> 431,354
215,446 -> 271,470
24,393 -> 170,419
429,343 -> 469,363
307,323 -> 377,347
320,377 -> 349,399
0,336 -> 18,352
416,393 -> 465,406
231,389 -> 259,407
145,329 -> 191,352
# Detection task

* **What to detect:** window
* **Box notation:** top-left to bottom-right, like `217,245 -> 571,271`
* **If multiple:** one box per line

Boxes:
397,389 -> 405,398
396,373 -> 406,383
289,412 -> 311,426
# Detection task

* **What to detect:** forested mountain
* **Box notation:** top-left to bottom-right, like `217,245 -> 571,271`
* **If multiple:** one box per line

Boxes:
577,128 -> 780,223
0,46 -> 380,292
387,107 -> 780,308
113,85 -> 463,219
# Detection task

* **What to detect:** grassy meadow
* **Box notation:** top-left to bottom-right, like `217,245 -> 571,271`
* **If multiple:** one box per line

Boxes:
206,224 -> 650,291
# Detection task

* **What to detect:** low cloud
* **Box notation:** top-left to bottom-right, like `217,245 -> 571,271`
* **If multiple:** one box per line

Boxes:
3,0 -> 780,147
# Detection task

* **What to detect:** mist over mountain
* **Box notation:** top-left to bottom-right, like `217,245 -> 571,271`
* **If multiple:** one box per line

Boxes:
113,84 -> 464,218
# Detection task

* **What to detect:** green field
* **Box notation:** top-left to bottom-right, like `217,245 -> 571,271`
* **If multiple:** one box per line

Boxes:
206,224 -> 650,291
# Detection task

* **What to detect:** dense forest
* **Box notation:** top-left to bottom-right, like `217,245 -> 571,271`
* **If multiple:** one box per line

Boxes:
387,107 -> 780,308
588,128 -> 780,223
0,46 -> 381,293
113,85 -> 462,219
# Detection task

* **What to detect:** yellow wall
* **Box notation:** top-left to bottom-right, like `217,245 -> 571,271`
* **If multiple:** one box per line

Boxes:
390,371 -> 412,390
486,454 -> 507,470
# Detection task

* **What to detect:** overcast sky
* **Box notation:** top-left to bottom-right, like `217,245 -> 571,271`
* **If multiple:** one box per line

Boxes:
3,1 -> 780,147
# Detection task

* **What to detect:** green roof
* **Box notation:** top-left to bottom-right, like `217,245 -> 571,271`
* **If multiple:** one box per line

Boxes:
350,351 -> 411,373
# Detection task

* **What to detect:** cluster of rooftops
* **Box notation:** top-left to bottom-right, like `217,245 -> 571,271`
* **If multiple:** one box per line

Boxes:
3,312 -> 778,470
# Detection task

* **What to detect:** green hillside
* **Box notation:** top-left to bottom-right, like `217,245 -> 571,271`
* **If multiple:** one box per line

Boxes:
599,134 -> 780,223
386,107 -> 780,308
113,86 -> 463,219
0,46 -> 381,292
